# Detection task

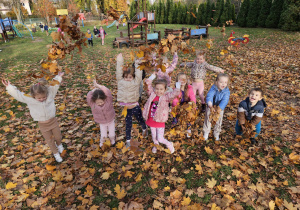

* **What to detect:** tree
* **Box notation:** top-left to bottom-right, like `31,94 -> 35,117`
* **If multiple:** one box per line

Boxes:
34,0 -> 56,25
247,0 -> 261,27
176,2 -> 182,24
68,0 -> 80,16
186,5 -> 191,25
206,0 -> 212,24
160,1 -> 165,24
173,3 -> 178,24
265,0 -> 284,28
210,3 -> 216,25
231,3 -> 236,22
237,0 -> 250,27
197,4 -> 203,25
278,0 -> 300,31
220,0 -> 230,25
165,0 -> 171,23
258,0 -> 271,27
168,0 -> 174,24
201,3 -> 207,25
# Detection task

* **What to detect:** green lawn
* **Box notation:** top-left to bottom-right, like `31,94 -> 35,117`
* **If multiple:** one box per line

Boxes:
0,24 -> 299,209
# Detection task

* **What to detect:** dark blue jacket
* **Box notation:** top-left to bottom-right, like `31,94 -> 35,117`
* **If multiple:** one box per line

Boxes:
237,97 -> 267,125
206,84 -> 230,110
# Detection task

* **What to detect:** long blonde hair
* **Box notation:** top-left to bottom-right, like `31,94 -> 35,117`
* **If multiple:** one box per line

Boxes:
176,73 -> 189,102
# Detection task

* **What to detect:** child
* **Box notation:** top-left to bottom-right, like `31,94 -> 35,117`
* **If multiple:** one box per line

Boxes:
116,53 -> 147,148
93,26 -> 99,37
44,24 -> 49,36
155,52 -> 178,91
180,51 -> 224,112
235,88 -> 267,144
2,73 -> 65,162
203,73 -> 230,141
99,26 -> 107,46
87,80 -> 115,147
172,73 -> 196,138
86,29 -> 93,47
143,74 -> 181,154
39,23 -> 44,32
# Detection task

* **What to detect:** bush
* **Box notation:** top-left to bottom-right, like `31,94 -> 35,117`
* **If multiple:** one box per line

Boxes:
265,0 -> 284,28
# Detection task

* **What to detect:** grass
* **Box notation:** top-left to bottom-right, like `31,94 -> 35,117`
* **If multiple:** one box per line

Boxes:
0,23 -> 300,209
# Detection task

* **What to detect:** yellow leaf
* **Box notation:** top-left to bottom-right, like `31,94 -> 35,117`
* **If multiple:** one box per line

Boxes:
114,184 -> 127,199
176,156 -> 183,162
195,164 -> 203,175
271,109 -> 280,116
6,182 -> 17,190
135,173 -> 142,182
164,186 -> 170,191
181,196 -> 191,206
124,170 -> 134,178
211,203 -> 221,210
101,172 -> 110,180
283,180 -> 289,186
49,80 -> 60,86
52,171 -> 63,181
150,179 -> 158,189
205,146 -> 213,155
136,51 -> 144,58
25,187 -> 37,194
206,178 -> 217,189
282,130 -> 289,135
58,103 -> 65,111
153,200 -> 163,209
116,141 -> 125,149
130,51 -> 135,61
122,106 -> 128,117
269,200 -> 275,210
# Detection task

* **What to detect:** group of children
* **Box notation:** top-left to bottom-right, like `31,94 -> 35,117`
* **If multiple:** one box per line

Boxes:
85,26 -> 108,47
2,51 -> 266,162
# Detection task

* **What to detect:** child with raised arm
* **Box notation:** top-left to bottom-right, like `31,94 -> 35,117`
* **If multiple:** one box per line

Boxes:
203,73 -> 230,141
180,51 -> 224,112
87,80 -> 116,147
116,53 -> 147,148
143,74 -> 181,154
155,52 -> 178,91
235,88 -> 267,144
171,73 -> 196,138
2,73 -> 65,162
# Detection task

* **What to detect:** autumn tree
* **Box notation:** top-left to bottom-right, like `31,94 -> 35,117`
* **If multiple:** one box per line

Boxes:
257,0 -> 271,27
34,0 -> 56,25
68,0 -> 80,16
246,0 -> 261,27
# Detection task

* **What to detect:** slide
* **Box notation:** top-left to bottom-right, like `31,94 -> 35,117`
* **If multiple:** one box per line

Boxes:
12,25 -> 23,37
107,14 -> 124,29
130,17 -> 147,31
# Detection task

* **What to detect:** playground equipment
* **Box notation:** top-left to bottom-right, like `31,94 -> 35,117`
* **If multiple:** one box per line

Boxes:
164,27 -> 190,40
12,20 -> 34,40
189,25 -> 209,39
107,14 -> 125,28
0,17 -> 16,41
228,31 -> 249,47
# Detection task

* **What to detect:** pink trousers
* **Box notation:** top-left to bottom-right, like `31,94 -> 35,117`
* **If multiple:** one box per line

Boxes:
99,120 -> 115,146
192,81 -> 205,104
150,127 -> 172,148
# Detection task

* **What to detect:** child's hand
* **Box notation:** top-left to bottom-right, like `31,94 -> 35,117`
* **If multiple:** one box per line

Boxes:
220,69 -> 225,73
93,79 -> 101,88
207,102 -> 213,108
175,82 -> 181,89
2,79 -> 10,87
58,72 -> 64,77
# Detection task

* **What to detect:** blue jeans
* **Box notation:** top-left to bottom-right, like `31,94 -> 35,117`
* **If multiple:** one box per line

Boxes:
235,120 -> 261,138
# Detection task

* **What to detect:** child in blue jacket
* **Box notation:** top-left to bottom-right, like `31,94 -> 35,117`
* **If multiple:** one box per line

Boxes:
235,88 -> 267,144
203,73 -> 230,141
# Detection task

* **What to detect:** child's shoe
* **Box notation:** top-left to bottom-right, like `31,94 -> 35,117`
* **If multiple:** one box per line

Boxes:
110,136 -> 116,146
168,142 -> 175,154
250,138 -> 257,144
201,104 -> 206,113
152,146 -> 157,153
57,144 -> 64,154
203,133 -> 209,141
214,135 -> 220,141
187,130 -> 192,138
126,140 -> 131,148
54,153 -> 63,163
142,127 -> 148,138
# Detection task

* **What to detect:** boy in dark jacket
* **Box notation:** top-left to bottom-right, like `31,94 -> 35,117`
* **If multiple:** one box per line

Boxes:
235,88 -> 267,144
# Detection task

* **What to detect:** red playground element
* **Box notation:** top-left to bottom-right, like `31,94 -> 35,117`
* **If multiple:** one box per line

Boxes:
228,31 -> 249,47
130,17 -> 147,31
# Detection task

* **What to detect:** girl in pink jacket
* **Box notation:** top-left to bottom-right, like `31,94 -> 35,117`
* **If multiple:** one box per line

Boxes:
87,80 -> 116,147
172,73 -> 196,138
142,74 -> 181,154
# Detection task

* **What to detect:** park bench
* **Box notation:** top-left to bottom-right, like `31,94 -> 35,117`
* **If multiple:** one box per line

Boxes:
164,27 -> 190,40
189,25 -> 209,39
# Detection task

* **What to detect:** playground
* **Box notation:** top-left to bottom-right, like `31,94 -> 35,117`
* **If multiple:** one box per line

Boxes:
0,3 -> 300,209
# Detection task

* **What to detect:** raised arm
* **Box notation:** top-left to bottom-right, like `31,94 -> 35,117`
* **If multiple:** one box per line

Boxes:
116,53 -> 124,81
165,82 -> 181,102
166,52 -> 178,74
48,73 -> 63,98
134,59 -> 143,84
145,74 -> 156,96
205,63 -> 224,73
3,80 -> 35,104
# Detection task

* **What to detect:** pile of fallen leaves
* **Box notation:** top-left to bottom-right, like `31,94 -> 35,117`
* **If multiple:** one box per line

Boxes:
241,120 -> 256,139
209,105 -> 222,125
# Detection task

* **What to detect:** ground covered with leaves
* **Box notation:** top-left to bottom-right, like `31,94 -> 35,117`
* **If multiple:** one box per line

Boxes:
0,25 -> 300,209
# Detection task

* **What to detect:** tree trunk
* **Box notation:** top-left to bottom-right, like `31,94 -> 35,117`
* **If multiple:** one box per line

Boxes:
12,0 -> 24,23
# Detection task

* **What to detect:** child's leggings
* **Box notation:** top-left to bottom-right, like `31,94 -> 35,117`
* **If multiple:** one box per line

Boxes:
235,120 -> 261,138
88,39 -> 93,46
38,118 -> 62,154
192,81 -> 205,104
125,106 -> 146,140
150,127 -> 173,148
203,107 -> 224,136
100,120 -> 115,146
